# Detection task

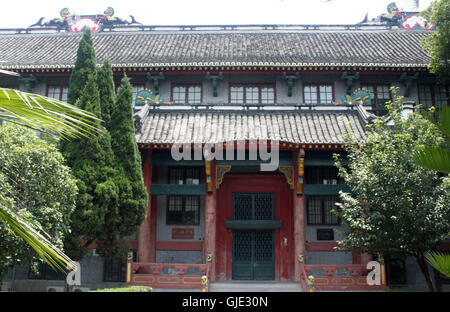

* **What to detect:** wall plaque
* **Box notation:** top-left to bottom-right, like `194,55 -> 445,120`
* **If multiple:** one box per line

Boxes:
317,229 -> 334,241
172,228 -> 194,240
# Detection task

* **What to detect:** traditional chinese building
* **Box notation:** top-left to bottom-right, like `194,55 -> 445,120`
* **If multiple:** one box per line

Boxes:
0,6 -> 448,292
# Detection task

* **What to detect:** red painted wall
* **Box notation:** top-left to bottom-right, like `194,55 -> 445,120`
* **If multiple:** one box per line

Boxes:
215,174 -> 294,281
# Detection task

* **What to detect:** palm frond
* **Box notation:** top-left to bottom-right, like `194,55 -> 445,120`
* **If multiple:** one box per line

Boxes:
0,197 -> 77,273
0,88 -> 102,139
425,252 -> 450,278
414,147 -> 450,174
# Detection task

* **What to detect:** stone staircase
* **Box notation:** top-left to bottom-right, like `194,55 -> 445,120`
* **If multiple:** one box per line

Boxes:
209,281 -> 302,292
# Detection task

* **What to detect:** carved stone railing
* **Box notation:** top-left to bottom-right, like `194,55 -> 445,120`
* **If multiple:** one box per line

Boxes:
304,264 -> 387,291
127,262 -> 207,290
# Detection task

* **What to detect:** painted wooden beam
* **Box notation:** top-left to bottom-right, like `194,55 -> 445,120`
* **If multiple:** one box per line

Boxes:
150,184 -> 206,195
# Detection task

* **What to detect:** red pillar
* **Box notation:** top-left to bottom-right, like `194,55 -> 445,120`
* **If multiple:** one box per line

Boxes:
293,149 -> 306,281
204,159 -> 217,281
138,150 -> 155,263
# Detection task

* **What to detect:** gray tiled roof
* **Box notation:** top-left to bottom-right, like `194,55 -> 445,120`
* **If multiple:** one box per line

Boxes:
135,110 -> 366,145
0,30 -> 431,70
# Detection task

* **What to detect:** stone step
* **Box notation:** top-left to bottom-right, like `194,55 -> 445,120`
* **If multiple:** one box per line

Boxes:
209,281 -> 302,292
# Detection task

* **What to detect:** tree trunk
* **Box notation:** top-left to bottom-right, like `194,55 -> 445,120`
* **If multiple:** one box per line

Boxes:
433,267 -> 443,292
415,252 -> 435,292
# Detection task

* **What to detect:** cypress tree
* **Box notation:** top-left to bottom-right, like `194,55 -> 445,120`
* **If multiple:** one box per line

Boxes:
62,74 -> 120,260
97,59 -> 116,129
109,75 -> 147,237
67,30 -> 96,106
60,30 -> 120,260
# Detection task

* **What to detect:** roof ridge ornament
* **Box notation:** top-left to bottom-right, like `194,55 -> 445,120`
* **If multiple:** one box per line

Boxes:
28,7 -> 142,33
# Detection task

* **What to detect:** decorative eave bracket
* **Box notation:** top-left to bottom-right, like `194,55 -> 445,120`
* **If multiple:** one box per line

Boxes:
278,165 -> 294,189
282,72 -> 300,97
19,75 -> 39,92
400,72 -> 419,97
205,72 -> 223,97
340,72 -> 360,96
146,72 -> 165,96
216,165 -> 232,189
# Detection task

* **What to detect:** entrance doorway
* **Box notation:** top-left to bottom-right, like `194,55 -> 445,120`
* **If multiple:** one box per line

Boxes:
231,193 -> 275,280
215,174 -> 293,282
232,230 -> 275,280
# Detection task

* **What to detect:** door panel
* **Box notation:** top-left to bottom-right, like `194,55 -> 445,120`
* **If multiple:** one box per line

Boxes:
232,230 -> 274,280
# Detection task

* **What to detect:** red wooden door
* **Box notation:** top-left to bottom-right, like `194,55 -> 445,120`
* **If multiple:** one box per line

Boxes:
215,174 -> 294,281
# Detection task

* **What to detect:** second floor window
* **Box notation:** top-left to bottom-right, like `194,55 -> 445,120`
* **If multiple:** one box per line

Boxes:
306,167 -> 344,185
418,85 -> 449,108
172,84 -> 202,105
230,84 -> 275,105
360,84 -> 391,116
47,85 -> 68,102
303,84 -> 333,105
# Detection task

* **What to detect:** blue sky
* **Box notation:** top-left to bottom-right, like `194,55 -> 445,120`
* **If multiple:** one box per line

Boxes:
0,0 -> 433,28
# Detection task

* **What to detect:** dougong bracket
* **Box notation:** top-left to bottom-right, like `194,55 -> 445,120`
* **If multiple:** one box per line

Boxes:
340,72 -> 360,96
282,72 -> 300,97
146,73 -> 165,96
400,72 -> 419,97
205,72 -> 223,97
19,75 -> 39,93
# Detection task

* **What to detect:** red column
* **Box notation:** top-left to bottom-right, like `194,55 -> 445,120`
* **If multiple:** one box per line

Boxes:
204,159 -> 217,281
293,149 -> 306,281
138,149 -> 154,263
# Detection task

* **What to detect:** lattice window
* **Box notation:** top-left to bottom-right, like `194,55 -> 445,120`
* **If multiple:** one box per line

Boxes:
230,86 -> 244,104
169,167 -> 201,185
260,86 -> 275,104
307,196 -> 340,225
306,167 -> 344,185
418,85 -> 449,108
307,196 -> 323,225
304,85 -> 318,105
418,85 -> 433,107
172,85 -> 202,105
167,195 -> 200,225
361,84 -> 391,116
303,84 -> 333,105
233,193 -> 274,221
47,85 -> 68,101
229,84 -> 275,105
319,85 -> 333,104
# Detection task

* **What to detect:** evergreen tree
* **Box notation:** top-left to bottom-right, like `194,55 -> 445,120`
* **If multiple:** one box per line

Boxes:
108,75 -> 147,240
67,30 -> 97,106
62,74 -> 119,261
97,59 -> 116,129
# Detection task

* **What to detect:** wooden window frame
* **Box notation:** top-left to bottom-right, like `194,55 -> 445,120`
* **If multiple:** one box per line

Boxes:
171,83 -> 203,105
360,83 -> 392,114
305,166 -> 345,185
166,195 -> 201,226
302,83 -> 335,105
418,84 -> 450,107
228,82 -> 277,105
168,167 -> 201,185
307,195 -> 340,226
46,84 -> 69,101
